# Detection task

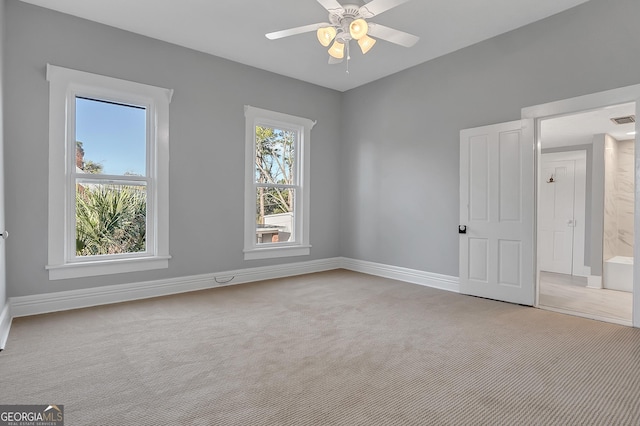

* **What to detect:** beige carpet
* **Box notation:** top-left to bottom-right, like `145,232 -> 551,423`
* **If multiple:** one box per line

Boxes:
1,270 -> 640,425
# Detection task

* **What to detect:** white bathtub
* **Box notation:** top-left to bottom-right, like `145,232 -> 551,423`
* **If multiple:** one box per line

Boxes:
604,256 -> 633,292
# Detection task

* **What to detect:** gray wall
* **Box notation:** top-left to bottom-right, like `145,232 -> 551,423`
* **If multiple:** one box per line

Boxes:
4,1 -> 342,298
5,0 -> 640,300
340,0 -> 640,277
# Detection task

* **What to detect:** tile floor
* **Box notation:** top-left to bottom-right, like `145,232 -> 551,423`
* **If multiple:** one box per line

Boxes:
538,271 -> 632,325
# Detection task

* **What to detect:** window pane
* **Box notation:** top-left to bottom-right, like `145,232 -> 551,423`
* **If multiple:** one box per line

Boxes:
75,97 -> 147,176
255,126 -> 295,185
255,187 -> 294,244
76,182 -> 147,256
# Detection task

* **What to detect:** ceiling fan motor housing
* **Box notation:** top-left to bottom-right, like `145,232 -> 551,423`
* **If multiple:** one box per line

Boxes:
329,4 -> 364,41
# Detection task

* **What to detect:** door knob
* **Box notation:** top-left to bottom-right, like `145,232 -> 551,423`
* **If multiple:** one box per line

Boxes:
459,225 -> 467,234
0,231 -> 8,240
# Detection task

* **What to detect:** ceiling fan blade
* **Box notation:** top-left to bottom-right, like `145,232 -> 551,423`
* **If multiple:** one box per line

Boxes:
359,0 -> 411,18
328,56 -> 343,64
266,23 -> 330,40
367,23 -> 419,47
317,0 -> 345,14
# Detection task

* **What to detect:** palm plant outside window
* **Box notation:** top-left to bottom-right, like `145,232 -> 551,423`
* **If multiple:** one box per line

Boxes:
74,97 -> 149,257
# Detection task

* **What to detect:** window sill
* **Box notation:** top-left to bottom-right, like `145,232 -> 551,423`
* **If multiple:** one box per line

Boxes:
243,245 -> 311,260
46,255 -> 171,280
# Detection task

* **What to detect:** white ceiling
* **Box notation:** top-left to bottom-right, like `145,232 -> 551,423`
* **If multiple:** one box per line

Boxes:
20,0 -> 591,92
541,103 -> 637,149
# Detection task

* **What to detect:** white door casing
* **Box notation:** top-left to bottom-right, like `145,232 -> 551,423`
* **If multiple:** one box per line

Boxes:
459,119 -> 535,306
0,72 -> 5,349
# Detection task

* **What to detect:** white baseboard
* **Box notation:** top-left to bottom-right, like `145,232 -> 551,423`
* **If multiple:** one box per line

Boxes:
339,257 -> 459,293
9,257 -> 342,318
587,275 -> 603,289
5,257 -> 459,348
573,265 -> 591,278
0,302 -> 11,350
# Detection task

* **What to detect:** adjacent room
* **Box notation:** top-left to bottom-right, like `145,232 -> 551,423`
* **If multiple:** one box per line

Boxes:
538,103 -> 636,325
1,0 -> 639,424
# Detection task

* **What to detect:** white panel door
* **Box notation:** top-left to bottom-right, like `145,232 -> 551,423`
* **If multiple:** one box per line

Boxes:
538,159 -> 576,274
459,120 -> 535,305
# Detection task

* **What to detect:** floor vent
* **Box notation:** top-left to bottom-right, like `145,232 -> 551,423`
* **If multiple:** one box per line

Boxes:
610,115 -> 636,125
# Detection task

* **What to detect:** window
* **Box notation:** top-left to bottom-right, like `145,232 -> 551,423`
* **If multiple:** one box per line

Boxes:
46,64 -> 172,279
243,106 -> 315,260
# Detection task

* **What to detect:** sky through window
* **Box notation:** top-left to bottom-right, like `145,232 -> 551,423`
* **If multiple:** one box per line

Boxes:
75,97 -> 146,176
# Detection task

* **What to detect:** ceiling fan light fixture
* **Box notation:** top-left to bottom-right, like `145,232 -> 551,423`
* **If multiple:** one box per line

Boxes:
317,26 -> 337,47
328,40 -> 345,59
349,18 -> 368,40
358,35 -> 376,54
265,0 -> 420,69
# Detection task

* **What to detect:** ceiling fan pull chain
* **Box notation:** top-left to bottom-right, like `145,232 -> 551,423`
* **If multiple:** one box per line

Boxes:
346,42 -> 350,74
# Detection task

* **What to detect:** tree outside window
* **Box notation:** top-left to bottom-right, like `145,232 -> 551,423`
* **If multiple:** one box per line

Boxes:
255,126 -> 296,243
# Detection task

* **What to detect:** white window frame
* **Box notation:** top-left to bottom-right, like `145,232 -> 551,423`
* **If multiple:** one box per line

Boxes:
46,64 -> 172,280
243,106 -> 315,260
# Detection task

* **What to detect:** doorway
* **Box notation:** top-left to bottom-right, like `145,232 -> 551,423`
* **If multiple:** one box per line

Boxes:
457,83 -> 640,327
534,102 -> 636,326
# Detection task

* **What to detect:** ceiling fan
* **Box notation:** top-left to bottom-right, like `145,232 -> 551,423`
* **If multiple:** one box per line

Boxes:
265,0 -> 419,64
